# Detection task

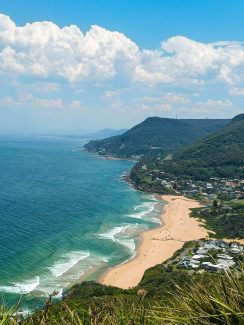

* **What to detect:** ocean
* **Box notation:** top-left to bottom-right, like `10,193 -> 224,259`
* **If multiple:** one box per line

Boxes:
0,135 -> 164,312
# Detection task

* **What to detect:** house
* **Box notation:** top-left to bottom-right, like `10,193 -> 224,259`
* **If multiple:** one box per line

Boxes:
176,261 -> 190,269
188,262 -> 199,269
217,259 -> 235,268
192,254 -> 206,260
217,254 -> 233,260
215,240 -> 229,249
201,262 -> 222,272
204,242 -> 219,250
206,183 -> 213,189
196,248 -> 208,255
231,247 -> 242,254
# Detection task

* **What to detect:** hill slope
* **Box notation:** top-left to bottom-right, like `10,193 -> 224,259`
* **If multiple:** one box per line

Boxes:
131,113 -> 244,184
84,117 -> 229,158
86,128 -> 127,139
175,113 -> 244,166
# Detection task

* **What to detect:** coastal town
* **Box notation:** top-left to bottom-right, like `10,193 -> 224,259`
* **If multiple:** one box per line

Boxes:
141,164 -> 244,201
171,239 -> 244,273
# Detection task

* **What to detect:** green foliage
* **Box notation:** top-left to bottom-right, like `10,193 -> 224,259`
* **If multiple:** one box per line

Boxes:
191,201 -> 244,238
152,267 -> 244,324
1,264 -> 244,324
131,114 -> 244,184
84,117 -> 229,158
175,114 -> 244,168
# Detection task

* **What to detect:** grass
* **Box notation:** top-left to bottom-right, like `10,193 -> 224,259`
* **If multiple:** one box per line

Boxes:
1,266 -> 243,324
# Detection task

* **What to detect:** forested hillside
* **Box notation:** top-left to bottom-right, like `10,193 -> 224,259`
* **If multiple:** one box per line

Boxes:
131,114 -> 244,185
84,117 -> 229,158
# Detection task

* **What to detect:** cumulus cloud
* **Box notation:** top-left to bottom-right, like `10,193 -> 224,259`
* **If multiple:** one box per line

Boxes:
0,14 -> 139,82
134,36 -> 244,85
0,13 -> 243,122
1,14 -> 244,88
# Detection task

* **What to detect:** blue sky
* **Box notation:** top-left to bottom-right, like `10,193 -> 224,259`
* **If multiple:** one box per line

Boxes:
2,0 -> 244,48
0,1 -> 244,132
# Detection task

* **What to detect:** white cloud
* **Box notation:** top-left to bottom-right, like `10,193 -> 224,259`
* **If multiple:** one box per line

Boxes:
229,87 -> 244,95
1,14 -> 244,88
163,93 -> 191,105
0,14 -> 139,82
139,102 -> 172,113
103,90 -> 123,109
176,98 -> 234,117
0,95 -> 63,109
0,14 -> 243,122
35,98 -> 63,109
70,100 -> 88,111
134,36 -> 244,85
140,93 -> 190,107
31,82 -> 60,93
191,99 -> 233,114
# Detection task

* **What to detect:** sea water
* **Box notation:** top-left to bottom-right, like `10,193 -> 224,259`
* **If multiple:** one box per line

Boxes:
0,135 -> 164,311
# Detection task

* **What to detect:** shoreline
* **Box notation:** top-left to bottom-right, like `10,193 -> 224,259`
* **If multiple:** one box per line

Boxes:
99,195 -> 209,289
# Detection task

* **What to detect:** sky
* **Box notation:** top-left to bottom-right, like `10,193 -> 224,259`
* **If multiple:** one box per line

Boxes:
0,0 -> 244,132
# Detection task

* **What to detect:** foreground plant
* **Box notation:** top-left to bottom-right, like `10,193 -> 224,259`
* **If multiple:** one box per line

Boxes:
1,267 -> 243,324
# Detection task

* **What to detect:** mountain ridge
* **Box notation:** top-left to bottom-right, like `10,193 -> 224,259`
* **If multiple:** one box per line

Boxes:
130,113 -> 244,186
84,116 -> 229,158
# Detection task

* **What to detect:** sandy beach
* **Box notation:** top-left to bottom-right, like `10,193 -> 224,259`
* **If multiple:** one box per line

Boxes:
99,195 -> 209,289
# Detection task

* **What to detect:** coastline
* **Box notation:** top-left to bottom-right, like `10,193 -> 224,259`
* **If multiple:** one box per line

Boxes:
99,195 -> 209,289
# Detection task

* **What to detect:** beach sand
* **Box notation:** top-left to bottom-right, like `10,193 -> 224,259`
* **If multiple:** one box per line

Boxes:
99,195 -> 209,289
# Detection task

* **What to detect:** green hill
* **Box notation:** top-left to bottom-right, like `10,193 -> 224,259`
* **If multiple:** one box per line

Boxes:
84,117 -> 229,158
175,113 -> 244,166
131,113 -> 244,184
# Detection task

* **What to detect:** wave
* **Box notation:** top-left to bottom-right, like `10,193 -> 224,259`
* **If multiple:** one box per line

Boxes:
99,225 -> 136,255
128,201 -> 156,219
142,194 -> 159,201
48,251 -> 90,278
36,284 -> 63,298
0,276 -> 40,294
116,238 -> 136,253
143,216 -> 161,224
98,226 -> 129,242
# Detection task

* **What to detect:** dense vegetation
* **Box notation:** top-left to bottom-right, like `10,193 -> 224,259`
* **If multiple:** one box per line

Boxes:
191,200 -> 244,239
175,114 -> 244,167
131,114 -> 244,185
2,242 -> 244,324
84,117 -> 229,158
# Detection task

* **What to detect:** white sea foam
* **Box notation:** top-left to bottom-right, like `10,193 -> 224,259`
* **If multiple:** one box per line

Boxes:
148,195 -> 156,200
48,251 -> 90,278
99,225 -> 136,255
143,216 -> 161,224
128,201 -> 156,219
99,226 -> 129,241
117,238 -> 136,253
37,284 -> 64,298
128,211 -> 147,219
0,276 -> 40,294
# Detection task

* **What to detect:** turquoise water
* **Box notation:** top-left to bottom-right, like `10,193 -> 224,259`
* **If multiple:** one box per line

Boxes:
0,135 -> 163,311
